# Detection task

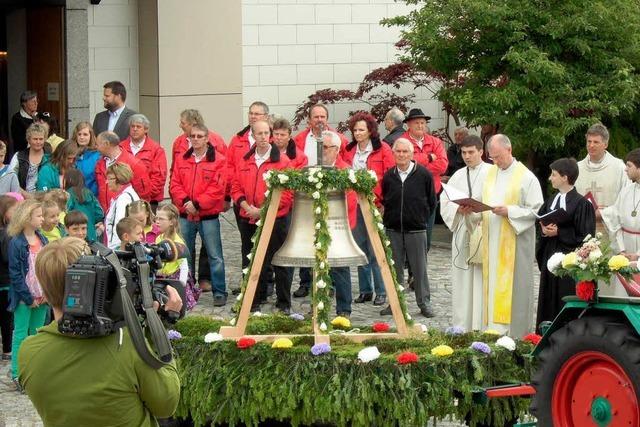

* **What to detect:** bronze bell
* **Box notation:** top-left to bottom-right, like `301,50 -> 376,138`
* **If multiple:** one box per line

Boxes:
272,189 -> 367,267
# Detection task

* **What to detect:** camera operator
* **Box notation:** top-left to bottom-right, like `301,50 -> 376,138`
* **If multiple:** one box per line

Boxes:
18,237 -> 182,426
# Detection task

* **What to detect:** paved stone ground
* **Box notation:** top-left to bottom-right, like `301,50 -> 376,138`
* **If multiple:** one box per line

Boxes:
0,213 -> 539,427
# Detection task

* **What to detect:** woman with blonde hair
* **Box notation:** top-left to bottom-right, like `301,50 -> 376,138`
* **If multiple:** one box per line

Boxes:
71,121 -> 101,195
36,139 -> 78,191
104,163 -> 139,250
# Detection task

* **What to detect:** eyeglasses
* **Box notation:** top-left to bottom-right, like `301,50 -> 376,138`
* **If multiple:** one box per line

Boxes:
322,145 -> 338,149
107,177 -> 117,182
190,134 -> 206,139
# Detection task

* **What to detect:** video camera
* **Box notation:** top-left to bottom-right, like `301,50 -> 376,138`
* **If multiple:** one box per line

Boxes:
60,241 -> 187,368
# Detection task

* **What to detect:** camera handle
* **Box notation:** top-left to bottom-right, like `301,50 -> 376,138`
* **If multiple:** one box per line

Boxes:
102,249 -> 173,369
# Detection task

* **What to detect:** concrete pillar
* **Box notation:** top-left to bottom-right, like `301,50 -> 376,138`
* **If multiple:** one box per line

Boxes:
66,0 -> 91,134
138,0 -> 242,150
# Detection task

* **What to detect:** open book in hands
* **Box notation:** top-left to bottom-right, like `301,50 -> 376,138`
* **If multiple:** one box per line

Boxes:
535,208 -> 569,226
441,183 -> 493,213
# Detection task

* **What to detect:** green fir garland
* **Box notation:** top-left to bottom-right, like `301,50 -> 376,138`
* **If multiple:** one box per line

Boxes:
231,167 -> 412,329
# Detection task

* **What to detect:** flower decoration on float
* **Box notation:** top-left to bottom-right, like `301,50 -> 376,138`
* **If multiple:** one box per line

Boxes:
272,338 -> 294,349
496,336 -> 516,351
358,346 -> 381,363
397,351 -> 419,365
331,316 -> 351,330
310,343 -> 331,356
204,332 -> 223,343
372,322 -> 390,333
522,333 -> 542,346
470,341 -> 491,355
231,167 -> 412,330
237,337 -> 257,349
431,345 -> 454,357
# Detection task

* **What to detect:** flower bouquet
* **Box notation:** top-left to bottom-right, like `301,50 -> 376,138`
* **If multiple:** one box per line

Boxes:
547,233 -> 638,301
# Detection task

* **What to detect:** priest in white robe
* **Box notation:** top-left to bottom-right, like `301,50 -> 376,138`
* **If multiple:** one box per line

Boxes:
440,135 -> 491,331
575,123 -> 629,297
602,148 -> 640,297
480,135 -> 543,337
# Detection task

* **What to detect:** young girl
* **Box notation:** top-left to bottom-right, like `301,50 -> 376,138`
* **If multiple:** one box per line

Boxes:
39,199 -> 66,242
0,195 -> 20,361
65,169 -> 104,242
154,204 -> 200,310
7,199 -> 47,388
126,200 -> 159,244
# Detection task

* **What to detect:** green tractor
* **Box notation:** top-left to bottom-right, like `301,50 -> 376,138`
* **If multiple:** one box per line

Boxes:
482,280 -> 640,426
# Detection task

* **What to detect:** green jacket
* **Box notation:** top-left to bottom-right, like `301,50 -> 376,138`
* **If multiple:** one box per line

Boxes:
19,321 -> 180,427
66,188 -> 105,241
36,162 -> 61,191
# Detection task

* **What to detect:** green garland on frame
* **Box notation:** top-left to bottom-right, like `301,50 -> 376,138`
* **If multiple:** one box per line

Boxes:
231,167 -> 413,330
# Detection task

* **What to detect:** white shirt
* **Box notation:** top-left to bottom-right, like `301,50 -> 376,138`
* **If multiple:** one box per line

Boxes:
352,141 -> 373,171
550,189 -> 571,211
304,130 -> 320,166
130,137 -> 146,156
104,150 -> 122,169
255,146 -> 271,168
193,149 -> 207,164
248,130 -> 256,148
397,161 -> 415,182
108,105 -> 125,132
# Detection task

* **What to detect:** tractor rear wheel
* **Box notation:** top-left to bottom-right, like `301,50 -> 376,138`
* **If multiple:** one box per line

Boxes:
531,316 -> 640,426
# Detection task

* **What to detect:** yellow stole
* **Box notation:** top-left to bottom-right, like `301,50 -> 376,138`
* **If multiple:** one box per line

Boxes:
481,162 -> 527,325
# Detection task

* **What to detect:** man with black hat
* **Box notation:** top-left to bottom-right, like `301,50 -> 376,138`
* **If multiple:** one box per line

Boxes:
399,108 -> 448,251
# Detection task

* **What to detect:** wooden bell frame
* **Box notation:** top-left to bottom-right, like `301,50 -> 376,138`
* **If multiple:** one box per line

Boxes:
219,189 -> 423,344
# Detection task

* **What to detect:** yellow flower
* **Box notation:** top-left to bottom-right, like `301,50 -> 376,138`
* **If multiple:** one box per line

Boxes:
431,345 -> 454,357
272,338 -> 293,349
483,329 -> 501,335
608,255 -> 630,271
562,252 -> 578,268
331,316 -> 351,329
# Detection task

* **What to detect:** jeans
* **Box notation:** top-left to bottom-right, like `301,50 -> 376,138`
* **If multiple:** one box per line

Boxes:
352,207 -> 385,296
11,302 -> 48,379
180,217 -> 226,295
331,267 -> 352,314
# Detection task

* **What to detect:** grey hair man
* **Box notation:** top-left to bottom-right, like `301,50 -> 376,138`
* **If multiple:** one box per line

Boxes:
383,107 -> 406,146
380,137 -> 436,318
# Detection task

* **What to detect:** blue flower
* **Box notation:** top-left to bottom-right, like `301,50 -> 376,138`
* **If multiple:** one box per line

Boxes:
167,330 -> 182,340
470,341 -> 491,355
310,343 -> 331,356
289,313 -> 305,321
445,325 -> 466,335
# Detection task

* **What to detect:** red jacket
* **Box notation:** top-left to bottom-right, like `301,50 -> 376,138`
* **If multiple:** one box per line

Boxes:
226,125 -> 252,199
282,139 -> 308,169
169,144 -> 227,219
342,137 -> 395,204
170,131 -> 227,174
231,144 -> 292,222
399,131 -> 448,193
335,157 -> 357,229
96,149 -> 152,211
121,136 -> 167,202
293,127 -> 348,161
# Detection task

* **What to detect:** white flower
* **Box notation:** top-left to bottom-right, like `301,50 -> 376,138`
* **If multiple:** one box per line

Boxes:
315,222 -> 321,230
546,252 -> 565,273
348,170 -> 357,183
358,346 -> 381,363
406,314 -> 411,320
312,191 -> 320,199
277,173 -> 289,184
308,175 -> 317,183
265,180 -> 271,188
320,322 -> 327,331
264,189 -> 270,197
315,206 -> 322,214
316,279 -> 327,289
588,249 -> 602,261
230,318 -> 236,326
236,293 -> 243,301
319,261 -> 325,269
247,253 -> 253,260
496,336 -> 516,351
316,182 -> 323,189
368,170 -> 378,181
256,219 -> 262,226
315,242 -> 322,249
252,311 -> 263,317
373,208 -> 381,218
317,301 -> 324,310
384,240 -> 391,247
420,324 -> 428,333
204,332 -> 223,343
263,170 -> 273,181
583,234 -> 592,242
377,222 -> 384,230
398,285 -> 404,291
242,268 -> 249,275
595,232 -> 603,239
390,259 -> 395,265
317,172 -> 324,178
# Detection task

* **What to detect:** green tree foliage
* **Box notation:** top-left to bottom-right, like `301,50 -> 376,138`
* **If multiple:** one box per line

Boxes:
384,0 -> 640,151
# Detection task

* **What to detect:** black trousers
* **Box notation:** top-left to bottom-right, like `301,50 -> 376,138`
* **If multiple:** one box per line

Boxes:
239,216 -> 292,309
0,289 -> 13,353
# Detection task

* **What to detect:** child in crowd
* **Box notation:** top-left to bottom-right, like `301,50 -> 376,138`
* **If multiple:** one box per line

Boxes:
0,195 -> 20,361
44,189 -> 69,225
40,199 -> 65,242
64,210 -> 89,241
126,200 -> 159,244
155,203 -> 199,310
115,217 -> 144,250
65,169 -> 104,242
0,141 -> 20,194
7,199 -> 47,388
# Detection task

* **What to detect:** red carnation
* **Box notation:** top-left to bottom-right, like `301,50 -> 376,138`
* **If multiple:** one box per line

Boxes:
575,280 -> 596,301
237,337 -> 256,349
397,351 -> 419,365
522,333 -> 542,346
372,322 -> 390,333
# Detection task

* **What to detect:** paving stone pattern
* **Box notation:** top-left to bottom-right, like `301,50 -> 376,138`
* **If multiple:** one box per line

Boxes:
0,212 -> 540,427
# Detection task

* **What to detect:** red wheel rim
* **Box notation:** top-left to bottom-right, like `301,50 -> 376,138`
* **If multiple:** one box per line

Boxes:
552,351 -> 639,426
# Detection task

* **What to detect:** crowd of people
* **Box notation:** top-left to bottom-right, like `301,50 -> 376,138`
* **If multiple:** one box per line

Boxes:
0,80 -> 637,398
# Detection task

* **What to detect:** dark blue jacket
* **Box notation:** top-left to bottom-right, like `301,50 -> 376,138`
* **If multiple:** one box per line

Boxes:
8,231 -> 47,311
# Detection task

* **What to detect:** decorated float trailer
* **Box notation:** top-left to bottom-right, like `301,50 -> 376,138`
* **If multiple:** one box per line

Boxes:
480,278 -> 640,426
